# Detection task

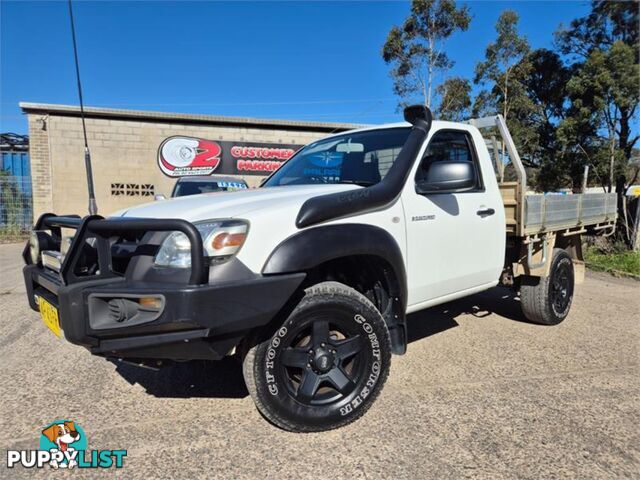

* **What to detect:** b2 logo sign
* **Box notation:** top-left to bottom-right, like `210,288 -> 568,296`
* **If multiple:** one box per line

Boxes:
158,136 -> 222,177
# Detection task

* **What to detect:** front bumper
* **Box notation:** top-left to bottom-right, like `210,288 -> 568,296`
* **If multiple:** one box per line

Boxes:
23,214 -> 305,361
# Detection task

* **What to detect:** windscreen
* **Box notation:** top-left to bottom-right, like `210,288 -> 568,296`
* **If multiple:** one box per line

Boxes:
263,127 -> 411,187
173,180 -> 247,197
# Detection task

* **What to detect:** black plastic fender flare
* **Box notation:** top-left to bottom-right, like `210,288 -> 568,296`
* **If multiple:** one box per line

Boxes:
262,223 -> 408,354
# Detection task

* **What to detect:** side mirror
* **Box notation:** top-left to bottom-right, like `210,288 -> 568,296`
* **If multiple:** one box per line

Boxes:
154,194 -> 167,201
416,161 -> 476,194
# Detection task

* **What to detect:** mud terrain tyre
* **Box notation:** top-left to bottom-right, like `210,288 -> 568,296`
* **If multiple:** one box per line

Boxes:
520,248 -> 575,325
242,281 -> 391,432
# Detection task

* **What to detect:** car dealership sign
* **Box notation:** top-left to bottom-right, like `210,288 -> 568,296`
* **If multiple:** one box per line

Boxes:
158,136 -> 301,177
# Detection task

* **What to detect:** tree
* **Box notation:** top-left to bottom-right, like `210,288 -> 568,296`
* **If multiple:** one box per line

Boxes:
472,10 -> 540,186
555,1 -> 639,243
556,1 -> 639,192
523,49 -> 572,124
563,41 -> 639,191
474,10 -> 530,122
436,77 -> 471,121
556,0 -> 639,59
518,49 -> 575,191
382,0 -> 471,108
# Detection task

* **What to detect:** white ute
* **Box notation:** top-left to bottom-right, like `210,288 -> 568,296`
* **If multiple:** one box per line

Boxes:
23,105 -> 617,432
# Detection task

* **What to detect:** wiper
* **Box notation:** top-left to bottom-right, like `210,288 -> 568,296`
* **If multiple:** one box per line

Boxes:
335,180 -> 375,187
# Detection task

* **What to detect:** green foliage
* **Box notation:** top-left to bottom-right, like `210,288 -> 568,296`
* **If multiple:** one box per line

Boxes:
553,1 -> 639,195
555,40 -> 637,190
381,0 -> 639,204
468,3 -> 639,195
519,49 -> 576,191
557,42 -> 639,192
474,10 -> 531,121
556,0 -> 639,59
473,11 -> 555,186
435,77 -> 471,121
585,244 -> 640,277
382,0 -> 470,107
0,169 -> 31,240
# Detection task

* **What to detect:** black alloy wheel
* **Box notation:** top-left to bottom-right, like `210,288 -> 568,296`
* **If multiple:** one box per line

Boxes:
550,257 -> 573,317
520,248 -> 575,325
279,315 -> 366,406
243,281 -> 392,432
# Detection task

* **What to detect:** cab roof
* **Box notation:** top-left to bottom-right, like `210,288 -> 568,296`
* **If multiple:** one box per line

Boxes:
320,120 -> 473,141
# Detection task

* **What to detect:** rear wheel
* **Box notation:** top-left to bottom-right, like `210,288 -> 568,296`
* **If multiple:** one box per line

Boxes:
520,248 -> 575,325
242,281 -> 391,432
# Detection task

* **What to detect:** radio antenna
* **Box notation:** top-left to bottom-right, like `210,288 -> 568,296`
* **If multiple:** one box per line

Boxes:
68,0 -> 97,215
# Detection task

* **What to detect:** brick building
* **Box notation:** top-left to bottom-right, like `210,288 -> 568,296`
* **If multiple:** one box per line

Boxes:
21,102 -> 359,219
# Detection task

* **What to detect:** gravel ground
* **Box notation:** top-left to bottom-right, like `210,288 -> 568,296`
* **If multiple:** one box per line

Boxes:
0,241 -> 638,479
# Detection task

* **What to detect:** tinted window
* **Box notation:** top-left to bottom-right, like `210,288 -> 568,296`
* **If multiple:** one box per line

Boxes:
173,180 -> 247,197
263,127 -> 411,187
416,130 -> 481,188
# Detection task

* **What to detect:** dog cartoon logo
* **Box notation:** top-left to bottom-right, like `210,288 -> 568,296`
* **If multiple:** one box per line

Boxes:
40,421 -> 86,469
158,136 -> 222,177
7,420 -> 126,469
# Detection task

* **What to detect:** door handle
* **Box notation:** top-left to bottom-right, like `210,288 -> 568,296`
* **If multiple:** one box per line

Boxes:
476,208 -> 495,217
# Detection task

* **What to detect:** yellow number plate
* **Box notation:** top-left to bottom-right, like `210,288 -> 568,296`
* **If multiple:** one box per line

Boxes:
37,296 -> 62,338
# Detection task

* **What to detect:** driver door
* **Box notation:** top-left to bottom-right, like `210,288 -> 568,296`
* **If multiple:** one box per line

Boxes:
403,128 -> 504,309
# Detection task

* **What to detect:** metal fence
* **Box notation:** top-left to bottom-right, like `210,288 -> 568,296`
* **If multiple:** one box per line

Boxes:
2,150 -> 31,182
0,175 -> 33,239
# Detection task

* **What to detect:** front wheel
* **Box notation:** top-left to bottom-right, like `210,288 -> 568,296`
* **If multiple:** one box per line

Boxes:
242,281 -> 391,432
520,248 -> 575,325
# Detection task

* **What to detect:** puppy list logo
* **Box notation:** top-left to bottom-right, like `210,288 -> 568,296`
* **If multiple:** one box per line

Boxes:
6,420 -> 126,469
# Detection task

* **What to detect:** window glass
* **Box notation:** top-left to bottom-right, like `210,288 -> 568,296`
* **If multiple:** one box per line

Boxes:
173,180 -> 247,197
416,130 -> 479,187
263,127 -> 411,187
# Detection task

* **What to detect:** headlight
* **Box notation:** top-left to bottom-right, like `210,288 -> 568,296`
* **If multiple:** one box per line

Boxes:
29,231 -> 42,264
29,230 -> 56,265
154,220 -> 249,268
60,236 -> 74,258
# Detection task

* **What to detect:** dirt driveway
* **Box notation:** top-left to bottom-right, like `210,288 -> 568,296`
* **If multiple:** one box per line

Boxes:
0,242 -> 638,479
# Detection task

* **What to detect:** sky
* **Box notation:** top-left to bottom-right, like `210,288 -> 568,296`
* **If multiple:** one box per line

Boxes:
0,0 -> 591,134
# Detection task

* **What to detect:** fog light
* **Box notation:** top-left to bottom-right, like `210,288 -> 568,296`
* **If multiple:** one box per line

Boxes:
29,234 -> 40,264
29,230 -> 54,265
107,298 -> 139,323
89,295 -> 165,330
